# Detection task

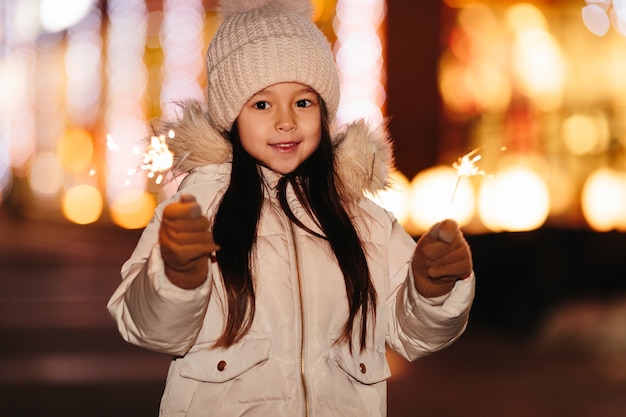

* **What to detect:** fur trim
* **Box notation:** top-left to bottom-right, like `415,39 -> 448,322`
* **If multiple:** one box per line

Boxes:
157,101 -> 394,201
157,101 -> 232,172
333,119 -> 395,201
218,0 -> 312,20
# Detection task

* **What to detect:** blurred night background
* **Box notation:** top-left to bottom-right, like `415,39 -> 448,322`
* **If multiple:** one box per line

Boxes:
1,0 -> 626,416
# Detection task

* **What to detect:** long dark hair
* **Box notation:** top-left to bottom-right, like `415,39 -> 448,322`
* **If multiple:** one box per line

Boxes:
212,102 -> 376,351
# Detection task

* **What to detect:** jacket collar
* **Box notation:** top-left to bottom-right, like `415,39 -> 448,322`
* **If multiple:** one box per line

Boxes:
161,100 -> 395,202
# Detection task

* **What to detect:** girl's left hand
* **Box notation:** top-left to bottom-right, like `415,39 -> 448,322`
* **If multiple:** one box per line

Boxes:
411,219 -> 472,298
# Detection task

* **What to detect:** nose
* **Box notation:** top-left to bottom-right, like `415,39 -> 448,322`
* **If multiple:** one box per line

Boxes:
276,108 -> 296,132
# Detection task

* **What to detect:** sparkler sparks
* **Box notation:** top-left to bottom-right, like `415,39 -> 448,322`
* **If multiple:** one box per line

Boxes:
453,149 -> 486,179
128,130 -> 175,185
449,148 -> 487,209
449,146 -> 506,210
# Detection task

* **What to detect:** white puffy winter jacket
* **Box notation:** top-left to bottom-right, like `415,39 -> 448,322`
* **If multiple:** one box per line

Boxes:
107,163 -> 475,417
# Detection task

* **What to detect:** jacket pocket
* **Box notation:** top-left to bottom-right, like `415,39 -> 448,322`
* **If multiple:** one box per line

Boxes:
179,337 -> 271,383
331,343 -> 391,385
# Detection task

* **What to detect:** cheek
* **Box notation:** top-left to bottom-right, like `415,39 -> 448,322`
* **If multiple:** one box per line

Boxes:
239,134 -> 260,155
237,121 -> 262,151
304,119 -> 322,144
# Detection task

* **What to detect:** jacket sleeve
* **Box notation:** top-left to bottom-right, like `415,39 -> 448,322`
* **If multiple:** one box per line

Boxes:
384,218 -> 475,362
106,202 -> 212,357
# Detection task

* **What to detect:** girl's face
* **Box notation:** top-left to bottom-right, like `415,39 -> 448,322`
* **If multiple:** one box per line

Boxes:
237,82 -> 322,175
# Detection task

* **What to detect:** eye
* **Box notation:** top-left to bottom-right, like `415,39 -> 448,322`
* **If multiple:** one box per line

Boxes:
295,99 -> 312,108
253,101 -> 270,110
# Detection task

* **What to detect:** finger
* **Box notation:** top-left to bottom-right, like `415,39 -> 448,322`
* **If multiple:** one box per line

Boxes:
430,219 -> 459,243
423,244 -> 472,278
427,259 -> 472,279
429,260 -> 470,280
163,216 -> 210,234
163,200 -> 202,220
427,246 -> 472,277
425,275 -> 458,283
162,231 -> 214,249
421,237 -> 467,260
161,243 -> 214,267
428,221 -> 442,239
159,228 -> 218,254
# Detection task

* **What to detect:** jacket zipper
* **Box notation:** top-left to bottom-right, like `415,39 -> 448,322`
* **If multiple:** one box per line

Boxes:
288,220 -> 310,417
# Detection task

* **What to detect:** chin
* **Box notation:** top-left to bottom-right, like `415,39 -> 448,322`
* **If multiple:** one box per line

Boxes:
269,164 -> 299,175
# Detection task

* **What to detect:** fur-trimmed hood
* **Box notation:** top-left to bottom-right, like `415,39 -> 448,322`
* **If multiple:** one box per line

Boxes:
159,100 -> 395,201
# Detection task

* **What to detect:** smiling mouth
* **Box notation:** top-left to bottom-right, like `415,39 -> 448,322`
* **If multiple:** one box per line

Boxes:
271,142 -> 298,152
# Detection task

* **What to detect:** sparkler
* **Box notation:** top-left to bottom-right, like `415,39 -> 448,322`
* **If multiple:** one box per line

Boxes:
128,130 -> 176,185
449,146 -> 506,211
450,148 -> 486,208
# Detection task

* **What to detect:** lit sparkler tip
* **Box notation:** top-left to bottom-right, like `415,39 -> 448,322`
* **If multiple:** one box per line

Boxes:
452,149 -> 486,178
127,130 -> 176,184
448,148 -> 488,214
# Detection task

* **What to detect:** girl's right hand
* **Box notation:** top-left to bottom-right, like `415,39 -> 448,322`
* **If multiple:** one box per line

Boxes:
411,219 -> 472,298
158,194 -> 220,289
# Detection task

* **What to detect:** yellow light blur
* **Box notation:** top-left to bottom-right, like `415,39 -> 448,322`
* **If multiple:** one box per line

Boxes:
546,166 -> 576,217
478,165 -> 550,232
505,3 -> 547,34
409,165 -> 475,232
581,167 -> 626,231
29,152 -> 64,200
367,170 -> 410,225
62,184 -> 103,224
311,0 -> 325,21
457,3 -> 499,42
472,62 -> 512,114
57,128 -> 94,173
438,55 -> 475,117
440,5 -> 513,117
109,189 -> 156,229
511,27 -> 565,111
561,113 -> 610,155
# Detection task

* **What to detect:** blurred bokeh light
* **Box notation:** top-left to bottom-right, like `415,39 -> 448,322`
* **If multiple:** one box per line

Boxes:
1,0 -> 626,235
61,184 -> 103,225
109,189 -> 156,229
409,165 -> 475,232
478,164 -> 550,232
367,169 -> 411,226
334,0 -> 386,125
581,166 -> 626,231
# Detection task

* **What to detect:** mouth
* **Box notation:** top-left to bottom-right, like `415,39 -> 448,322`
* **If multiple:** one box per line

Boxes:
270,142 -> 299,152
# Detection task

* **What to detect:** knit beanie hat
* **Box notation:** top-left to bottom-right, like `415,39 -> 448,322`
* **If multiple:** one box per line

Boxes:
206,0 -> 341,134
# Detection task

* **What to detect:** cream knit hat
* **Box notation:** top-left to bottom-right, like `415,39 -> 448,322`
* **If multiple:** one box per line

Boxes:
206,0 -> 340,134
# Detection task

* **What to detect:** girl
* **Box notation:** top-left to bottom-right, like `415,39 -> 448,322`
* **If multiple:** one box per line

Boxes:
107,1 -> 475,416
